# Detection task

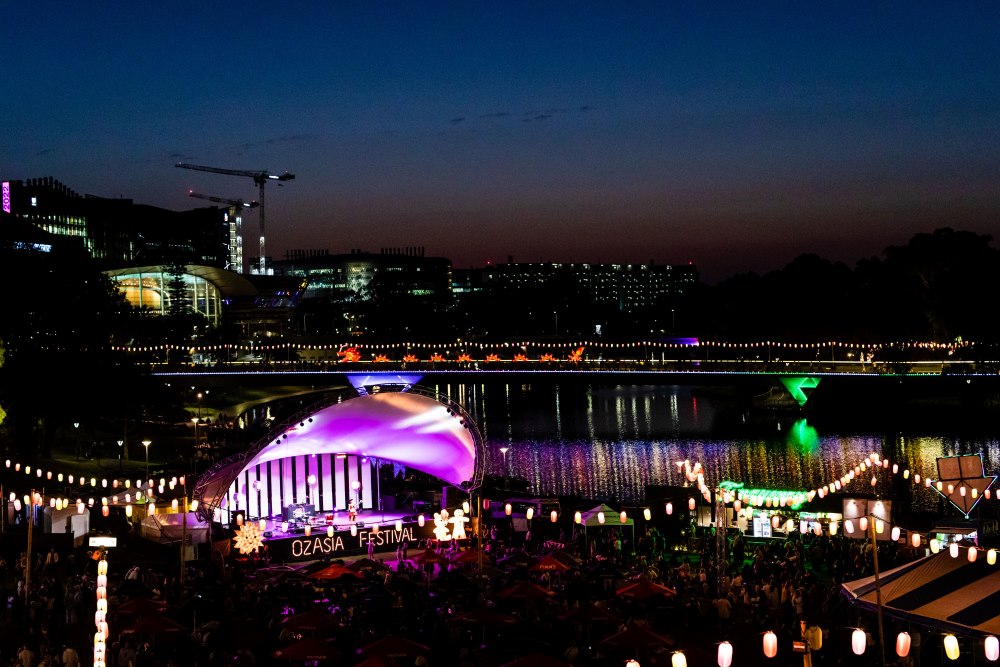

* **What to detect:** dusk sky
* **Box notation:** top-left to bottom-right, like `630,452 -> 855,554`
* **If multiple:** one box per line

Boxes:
3,3 -> 999,281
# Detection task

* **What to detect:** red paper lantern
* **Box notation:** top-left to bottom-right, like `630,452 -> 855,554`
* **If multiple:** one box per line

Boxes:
896,632 -> 911,658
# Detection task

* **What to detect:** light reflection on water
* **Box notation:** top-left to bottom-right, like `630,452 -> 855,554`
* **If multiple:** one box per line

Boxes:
436,381 -> 1000,506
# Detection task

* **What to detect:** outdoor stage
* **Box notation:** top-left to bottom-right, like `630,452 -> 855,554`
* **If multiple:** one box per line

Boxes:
257,509 -> 446,563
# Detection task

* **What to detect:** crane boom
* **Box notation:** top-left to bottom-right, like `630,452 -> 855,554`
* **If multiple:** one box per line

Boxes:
176,162 -> 294,274
188,191 -> 259,209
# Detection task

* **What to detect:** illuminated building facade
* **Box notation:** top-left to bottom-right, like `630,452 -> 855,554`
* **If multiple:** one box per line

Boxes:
0,177 -> 229,269
483,260 -> 698,313
271,247 -> 452,302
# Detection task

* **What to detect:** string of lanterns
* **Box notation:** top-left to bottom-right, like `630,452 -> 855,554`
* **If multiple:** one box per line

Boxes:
2,459 -> 195,520
94,554 -> 109,667
108,339 -> 972,354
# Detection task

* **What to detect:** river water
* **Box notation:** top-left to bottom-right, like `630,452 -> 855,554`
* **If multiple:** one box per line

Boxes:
431,380 -> 1000,508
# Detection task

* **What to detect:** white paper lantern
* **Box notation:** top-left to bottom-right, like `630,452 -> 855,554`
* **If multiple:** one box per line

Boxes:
859,516 -> 868,532
944,634 -> 960,661
551,510 -> 559,523
418,514 -> 425,527
350,524 -> 357,536
930,539 -> 940,553
763,631 -> 778,658
505,503 -> 512,516
969,547 -> 978,563
911,532 -> 920,548
597,511 -> 605,525
688,497 -> 696,511
620,511 -> 627,524
672,651 -> 687,667
988,549 -> 997,565
526,507 -> 534,521
984,635 -> 999,661
327,525 -> 334,538
891,526 -> 900,541
852,629 -> 867,655
950,542 -> 959,558
666,502 -> 673,515
574,511 -> 582,524
718,641 -> 733,667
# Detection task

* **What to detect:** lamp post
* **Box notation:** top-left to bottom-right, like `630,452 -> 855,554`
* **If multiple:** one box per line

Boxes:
142,440 -> 151,479
117,440 -> 124,473
73,422 -> 80,461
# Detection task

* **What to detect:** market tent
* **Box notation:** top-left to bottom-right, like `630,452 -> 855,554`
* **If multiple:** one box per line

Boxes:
579,504 -> 633,528
139,512 -> 210,544
577,504 -> 635,548
841,550 -> 1000,636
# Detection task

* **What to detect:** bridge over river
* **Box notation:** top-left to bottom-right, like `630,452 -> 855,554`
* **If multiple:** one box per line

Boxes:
148,355 -> 1000,416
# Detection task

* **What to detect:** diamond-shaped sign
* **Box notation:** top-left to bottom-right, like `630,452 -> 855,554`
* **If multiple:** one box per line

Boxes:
781,377 -> 821,407
934,454 -> 996,517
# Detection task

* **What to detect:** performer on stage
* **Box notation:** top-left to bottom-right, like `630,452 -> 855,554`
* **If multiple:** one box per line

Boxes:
348,499 -> 357,523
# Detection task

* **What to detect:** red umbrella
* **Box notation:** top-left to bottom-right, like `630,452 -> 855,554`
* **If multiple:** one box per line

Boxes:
497,581 -> 556,601
409,549 -> 445,565
358,635 -> 432,661
501,653 -> 572,667
112,597 -> 168,618
273,637 -> 340,662
452,606 -> 521,626
449,549 -> 483,565
121,612 -> 188,638
308,563 -> 364,581
615,578 -> 677,600
529,555 -> 571,573
559,603 -> 621,625
348,557 -> 389,573
599,623 -> 673,654
278,608 -> 340,634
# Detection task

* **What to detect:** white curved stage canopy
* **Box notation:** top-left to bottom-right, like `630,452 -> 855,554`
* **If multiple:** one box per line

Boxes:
196,391 -> 480,519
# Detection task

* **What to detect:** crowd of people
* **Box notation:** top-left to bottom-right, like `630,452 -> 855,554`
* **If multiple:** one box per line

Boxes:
0,511 -> 934,667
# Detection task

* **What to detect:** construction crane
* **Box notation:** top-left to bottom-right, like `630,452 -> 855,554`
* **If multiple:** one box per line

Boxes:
187,191 -> 260,210
188,191 -> 259,273
176,163 -> 295,274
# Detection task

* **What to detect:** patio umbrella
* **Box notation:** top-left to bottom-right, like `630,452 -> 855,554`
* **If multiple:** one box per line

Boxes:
358,635 -> 432,662
273,637 -> 340,662
408,549 -> 445,565
453,606 -> 521,627
113,579 -> 155,598
278,608 -> 340,634
559,603 -> 620,625
348,557 -> 389,574
615,579 -> 677,601
121,611 -> 188,639
599,623 -> 673,655
501,653 -> 572,667
308,563 -> 364,581
497,551 -> 537,571
529,555 -> 571,573
449,549 -> 483,565
497,581 -> 556,601
112,597 -> 167,618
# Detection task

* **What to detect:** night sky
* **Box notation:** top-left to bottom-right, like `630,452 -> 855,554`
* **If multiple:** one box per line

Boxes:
3,3 -> 999,281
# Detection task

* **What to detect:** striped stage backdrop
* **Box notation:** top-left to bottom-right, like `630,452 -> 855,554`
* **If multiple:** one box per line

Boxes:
220,453 -> 373,522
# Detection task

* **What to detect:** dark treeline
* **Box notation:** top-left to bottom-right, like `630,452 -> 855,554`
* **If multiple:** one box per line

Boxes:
692,228 -> 1000,342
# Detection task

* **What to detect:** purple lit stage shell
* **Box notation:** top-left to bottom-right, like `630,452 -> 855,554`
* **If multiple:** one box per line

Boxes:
247,392 -> 477,487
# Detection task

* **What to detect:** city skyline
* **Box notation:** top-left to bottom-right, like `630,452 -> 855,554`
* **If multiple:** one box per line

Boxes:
3,3 -> 999,282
